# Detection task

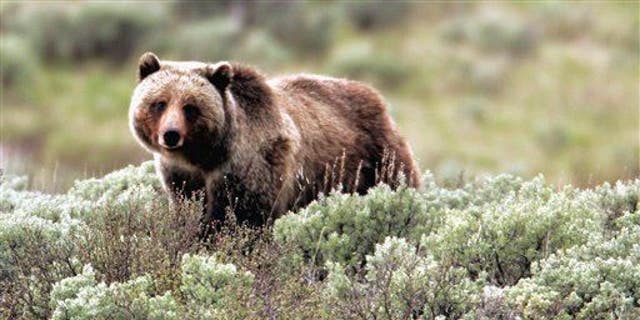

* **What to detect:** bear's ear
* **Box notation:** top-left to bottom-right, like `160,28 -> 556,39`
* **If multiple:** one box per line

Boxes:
138,52 -> 161,81
204,62 -> 233,92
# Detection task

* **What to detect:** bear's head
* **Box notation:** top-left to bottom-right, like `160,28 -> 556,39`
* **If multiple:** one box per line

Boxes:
129,52 -> 234,169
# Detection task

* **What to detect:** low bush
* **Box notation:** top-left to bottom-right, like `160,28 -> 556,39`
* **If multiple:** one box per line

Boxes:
343,2 -> 413,31
533,2 -> 593,40
156,20 -> 292,69
49,253 -> 254,320
272,174 -> 464,269
6,3 -> 168,62
440,9 -> 539,58
0,162 -> 200,318
0,35 -> 39,93
234,30 -> 293,69
275,173 -> 638,318
1,163 -> 638,319
244,2 -> 336,58
505,222 -> 640,319
325,237 -> 480,319
171,1 -> 230,19
157,18 -> 242,62
328,44 -> 415,89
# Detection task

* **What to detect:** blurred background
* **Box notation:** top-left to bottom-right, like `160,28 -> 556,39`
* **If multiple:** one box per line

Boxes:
1,1 -> 638,192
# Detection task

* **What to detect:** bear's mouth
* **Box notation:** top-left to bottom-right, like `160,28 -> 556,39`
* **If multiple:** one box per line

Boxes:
161,144 -> 182,150
157,136 -> 184,153
160,144 -> 183,153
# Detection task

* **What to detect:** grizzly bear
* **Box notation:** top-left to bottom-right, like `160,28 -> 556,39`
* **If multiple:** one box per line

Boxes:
129,52 -> 420,229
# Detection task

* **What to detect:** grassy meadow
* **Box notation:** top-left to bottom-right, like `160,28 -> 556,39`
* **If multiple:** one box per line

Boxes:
1,1 -> 637,191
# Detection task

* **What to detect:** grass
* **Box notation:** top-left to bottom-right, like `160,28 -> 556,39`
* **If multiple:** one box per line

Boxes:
1,1 -> 638,192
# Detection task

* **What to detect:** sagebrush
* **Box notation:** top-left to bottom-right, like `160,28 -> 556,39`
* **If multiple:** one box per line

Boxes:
1,162 -> 638,319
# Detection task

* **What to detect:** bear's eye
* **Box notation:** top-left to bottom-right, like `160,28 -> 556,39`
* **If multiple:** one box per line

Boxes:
184,104 -> 200,120
151,101 -> 166,114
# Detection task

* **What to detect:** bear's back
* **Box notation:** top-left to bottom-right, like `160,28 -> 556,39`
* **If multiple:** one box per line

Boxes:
270,75 -> 391,139
268,74 -> 419,194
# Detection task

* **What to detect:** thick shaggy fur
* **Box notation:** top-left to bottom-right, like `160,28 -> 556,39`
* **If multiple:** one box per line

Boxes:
129,53 -> 420,228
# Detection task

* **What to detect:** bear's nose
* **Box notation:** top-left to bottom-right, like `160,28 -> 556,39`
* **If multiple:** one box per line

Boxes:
162,130 -> 182,149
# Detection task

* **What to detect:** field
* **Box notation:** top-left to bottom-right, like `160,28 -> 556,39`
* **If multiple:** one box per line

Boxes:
1,1 -> 639,319
1,1 -> 637,190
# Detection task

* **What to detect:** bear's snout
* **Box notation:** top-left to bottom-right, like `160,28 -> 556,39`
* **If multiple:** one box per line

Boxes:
161,129 -> 183,149
157,103 -> 187,150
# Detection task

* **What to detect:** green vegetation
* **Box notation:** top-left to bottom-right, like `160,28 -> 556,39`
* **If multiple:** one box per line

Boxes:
1,2 -> 637,318
1,163 -> 638,319
1,2 -> 637,191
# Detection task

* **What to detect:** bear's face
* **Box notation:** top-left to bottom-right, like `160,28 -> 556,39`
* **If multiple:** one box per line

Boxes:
129,52 -> 233,166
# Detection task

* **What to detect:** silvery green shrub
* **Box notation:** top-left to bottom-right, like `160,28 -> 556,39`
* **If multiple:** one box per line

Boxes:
439,8 -> 539,57
273,173 -> 605,281
1,174 -> 87,318
0,34 -> 39,96
180,254 -> 255,319
594,180 -> 639,230
50,264 -> 176,320
504,219 -> 640,319
49,254 -> 253,320
422,177 -> 606,286
0,161 -> 177,318
343,2 -> 412,31
5,3 -> 167,62
328,44 -> 415,89
325,237 -> 481,319
273,172 -> 473,269
2,161 -> 638,319
276,175 -> 638,319
67,161 -> 160,208
0,161 -> 159,280
245,2 -> 335,57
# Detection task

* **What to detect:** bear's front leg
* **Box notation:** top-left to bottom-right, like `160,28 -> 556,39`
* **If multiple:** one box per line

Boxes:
158,160 -> 218,238
158,161 -> 206,203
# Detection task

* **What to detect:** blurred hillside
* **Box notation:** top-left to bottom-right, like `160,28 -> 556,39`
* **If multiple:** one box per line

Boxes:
1,1 -> 638,191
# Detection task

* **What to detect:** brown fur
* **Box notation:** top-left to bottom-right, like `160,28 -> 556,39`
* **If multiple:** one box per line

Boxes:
129,53 -> 420,228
